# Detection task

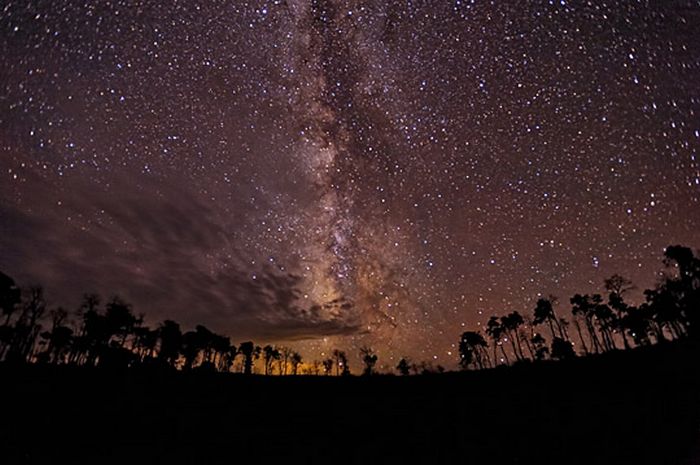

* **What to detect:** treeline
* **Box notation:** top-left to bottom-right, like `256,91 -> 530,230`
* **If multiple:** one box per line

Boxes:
0,279 -> 318,374
1,245 -> 698,375
458,245 -> 699,369
0,272 -> 383,375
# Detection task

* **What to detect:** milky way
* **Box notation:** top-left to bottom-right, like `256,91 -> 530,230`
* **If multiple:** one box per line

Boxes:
1,1 -> 699,369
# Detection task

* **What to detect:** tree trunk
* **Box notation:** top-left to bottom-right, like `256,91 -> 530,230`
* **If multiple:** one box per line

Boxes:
508,334 -> 521,361
620,327 -> 631,350
573,319 -> 589,355
553,316 -> 565,339
586,318 -> 602,353
499,344 -> 510,365
522,335 -> 534,360
606,326 -> 617,350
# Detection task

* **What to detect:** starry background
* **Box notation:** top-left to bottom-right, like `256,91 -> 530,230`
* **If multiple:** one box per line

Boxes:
1,0 -> 699,370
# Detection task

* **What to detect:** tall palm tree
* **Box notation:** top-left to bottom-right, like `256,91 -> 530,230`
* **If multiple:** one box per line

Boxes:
533,297 -> 563,340
501,312 -> 525,361
605,274 -> 634,349
262,345 -> 280,375
570,294 -> 603,353
485,316 -> 509,365
277,346 -> 293,375
459,331 -> 488,369
519,316 -> 537,360
570,312 -> 589,355
211,334 -> 232,372
592,297 -> 617,351
218,343 -> 237,373
239,341 -> 260,375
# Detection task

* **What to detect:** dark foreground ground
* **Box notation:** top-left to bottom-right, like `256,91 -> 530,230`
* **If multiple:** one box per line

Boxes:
1,341 -> 699,465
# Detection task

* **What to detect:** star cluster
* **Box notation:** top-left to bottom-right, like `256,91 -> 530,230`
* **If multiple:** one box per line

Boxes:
1,0 -> 699,368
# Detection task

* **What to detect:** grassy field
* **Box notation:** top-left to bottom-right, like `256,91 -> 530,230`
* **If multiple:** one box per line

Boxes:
1,340 -> 698,465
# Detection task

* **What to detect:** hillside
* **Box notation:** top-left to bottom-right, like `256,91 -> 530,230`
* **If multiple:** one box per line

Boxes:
1,340 -> 698,465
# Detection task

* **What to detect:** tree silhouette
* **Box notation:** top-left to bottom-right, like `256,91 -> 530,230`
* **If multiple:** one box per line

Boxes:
67,294 -> 97,365
158,320 -> 182,367
571,294 -> 603,354
132,323 -> 158,362
0,273 -> 22,361
336,350 -> 350,376
658,245 -> 699,337
289,351 -> 302,375
519,316 -> 536,360
104,297 -> 137,348
322,358 -> 334,375
621,306 -> 652,347
0,271 -> 21,326
558,316 -> 570,341
592,297 -> 617,351
396,358 -> 411,375
643,285 -> 685,341
485,316 -> 509,365
77,294 -> 109,366
360,347 -> 377,375
277,346 -> 293,375
332,349 -> 348,376
218,342 -> 238,373
550,337 -> 576,360
604,274 -> 635,350
459,331 -> 488,369
570,310 -> 590,355
194,325 -> 218,368
7,286 -> 47,363
533,297 -> 563,340
664,245 -> 700,283
239,341 -> 260,375
181,330 -> 202,370
212,334 -> 234,372
262,345 -> 280,375
501,312 -> 525,361
40,308 -> 73,364
0,242 -> 697,377
531,333 -> 549,360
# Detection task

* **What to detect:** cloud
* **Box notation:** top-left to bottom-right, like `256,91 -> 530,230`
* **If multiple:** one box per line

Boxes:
0,170 -> 360,341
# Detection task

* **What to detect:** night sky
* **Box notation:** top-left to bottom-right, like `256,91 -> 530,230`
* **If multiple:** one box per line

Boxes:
1,1 -> 699,370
